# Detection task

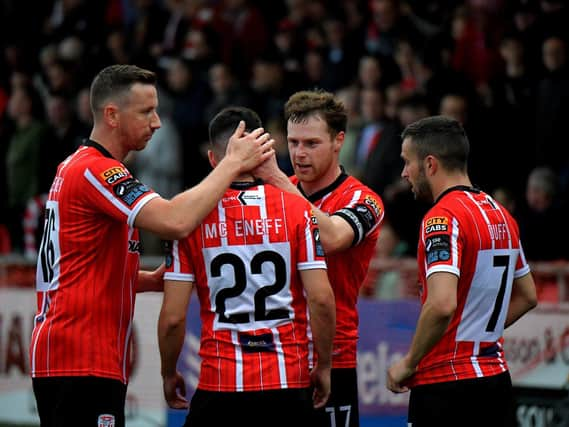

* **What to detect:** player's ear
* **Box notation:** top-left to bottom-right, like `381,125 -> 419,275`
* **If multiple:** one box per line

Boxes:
424,155 -> 438,176
103,103 -> 119,128
207,150 -> 217,168
334,131 -> 345,152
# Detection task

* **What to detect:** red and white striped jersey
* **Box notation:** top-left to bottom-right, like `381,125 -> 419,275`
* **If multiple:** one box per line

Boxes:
30,140 -> 159,384
291,171 -> 384,368
164,182 -> 326,392
410,186 -> 531,387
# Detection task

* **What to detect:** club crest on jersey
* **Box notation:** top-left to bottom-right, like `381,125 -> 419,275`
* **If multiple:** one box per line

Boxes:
424,216 -> 449,234
100,166 -> 129,184
97,414 -> 115,427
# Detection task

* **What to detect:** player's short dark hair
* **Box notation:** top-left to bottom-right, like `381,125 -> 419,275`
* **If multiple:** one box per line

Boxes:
401,115 -> 469,172
90,64 -> 156,117
284,90 -> 347,138
209,106 -> 262,157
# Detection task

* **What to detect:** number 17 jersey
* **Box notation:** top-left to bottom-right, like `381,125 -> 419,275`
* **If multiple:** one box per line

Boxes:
164,182 -> 327,392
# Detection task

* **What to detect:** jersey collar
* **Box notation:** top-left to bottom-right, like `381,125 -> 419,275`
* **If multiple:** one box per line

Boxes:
298,165 -> 349,203
83,139 -> 115,159
230,178 -> 263,190
435,185 -> 481,204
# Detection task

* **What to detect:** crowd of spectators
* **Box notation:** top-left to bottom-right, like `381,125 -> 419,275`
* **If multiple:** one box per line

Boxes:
2,0 -> 569,272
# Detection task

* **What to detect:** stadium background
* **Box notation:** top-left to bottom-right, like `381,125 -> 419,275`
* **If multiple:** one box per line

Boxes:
2,0 -> 569,426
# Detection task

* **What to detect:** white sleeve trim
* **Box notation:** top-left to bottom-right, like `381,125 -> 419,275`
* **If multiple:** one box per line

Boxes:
128,193 -> 160,227
426,264 -> 460,278
297,260 -> 327,271
164,272 -> 195,282
514,264 -> 531,279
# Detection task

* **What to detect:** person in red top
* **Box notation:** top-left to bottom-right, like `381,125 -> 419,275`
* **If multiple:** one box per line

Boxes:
157,106 -> 336,427
387,116 -> 538,427
29,65 -> 274,427
256,90 -> 384,427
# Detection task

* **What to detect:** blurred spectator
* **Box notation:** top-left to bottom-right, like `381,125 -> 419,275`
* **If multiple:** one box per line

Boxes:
492,186 -> 517,215
163,57 -> 211,187
249,55 -> 296,124
127,102 -> 183,255
516,166 -> 569,261
5,84 -> 49,253
40,92 -> 85,192
265,117 -> 293,176
535,36 -> 569,190
214,0 -> 269,79
204,62 -> 252,123
489,33 -> 536,200
356,87 -> 402,197
336,85 -> 363,175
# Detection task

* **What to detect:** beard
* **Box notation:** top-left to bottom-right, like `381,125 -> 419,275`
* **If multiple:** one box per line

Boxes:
413,167 -> 434,204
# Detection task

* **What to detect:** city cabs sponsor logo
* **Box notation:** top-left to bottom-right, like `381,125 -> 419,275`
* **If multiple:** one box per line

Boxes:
364,195 -> 382,218
424,216 -> 449,234
100,166 -> 129,184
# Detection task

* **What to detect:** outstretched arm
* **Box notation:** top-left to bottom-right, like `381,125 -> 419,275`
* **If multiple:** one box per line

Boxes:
255,155 -> 362,254
136,122 -> 274,239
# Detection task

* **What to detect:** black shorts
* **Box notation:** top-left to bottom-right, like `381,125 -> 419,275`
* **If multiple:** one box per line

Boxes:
32,376 -> 127,427
311,368 -> 359,427
408,371 -> 515,427
184,387 -> 313,427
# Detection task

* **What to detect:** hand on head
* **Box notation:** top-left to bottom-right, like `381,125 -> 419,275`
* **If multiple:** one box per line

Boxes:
226,121 -> 275,173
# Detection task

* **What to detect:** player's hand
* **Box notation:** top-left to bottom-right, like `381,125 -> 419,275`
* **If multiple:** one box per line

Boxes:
226,121 -> 274,172
310,362 -> 331,408
137,263 -> 165,292
387,356 -> 414,393
252,151 -> 283,184
162,371 -> 189,409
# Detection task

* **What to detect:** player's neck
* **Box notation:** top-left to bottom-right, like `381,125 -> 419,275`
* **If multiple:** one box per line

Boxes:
89,129 -> 127,161
432,174 -> 472,201
300,165 -> 342,197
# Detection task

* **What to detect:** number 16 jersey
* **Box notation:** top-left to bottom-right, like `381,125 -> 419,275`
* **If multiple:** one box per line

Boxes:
164,182 -> 327,392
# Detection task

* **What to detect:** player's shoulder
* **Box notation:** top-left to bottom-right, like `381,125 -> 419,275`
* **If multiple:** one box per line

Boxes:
341,175 -> 384,207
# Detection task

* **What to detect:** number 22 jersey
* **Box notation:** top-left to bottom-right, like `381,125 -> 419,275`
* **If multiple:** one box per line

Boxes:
164,182 -> 327,392
411,186 -> 531,387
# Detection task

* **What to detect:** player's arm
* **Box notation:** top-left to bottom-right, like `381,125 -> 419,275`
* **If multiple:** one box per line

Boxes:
387,271 -> 457,393
300,268 -> 336,408
158,279 -> 193,409
255,155 -> 378,254
137,263 -> 165,292
505,272 -> 537,328
135,122 -> 274,239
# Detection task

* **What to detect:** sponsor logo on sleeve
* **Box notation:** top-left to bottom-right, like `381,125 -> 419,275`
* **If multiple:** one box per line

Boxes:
310,210 -> 318,225
113,178 -> 150,206
100,166 -> 129,184
313,228 -> 325,257
364,195 -> 382,218
425,234 -> 451,265
424,216 -> 449,235
164,241 -> 173,268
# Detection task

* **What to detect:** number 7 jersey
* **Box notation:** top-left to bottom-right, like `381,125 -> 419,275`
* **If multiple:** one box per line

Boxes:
411,186 -> 531,387
164,182 -> 327,392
